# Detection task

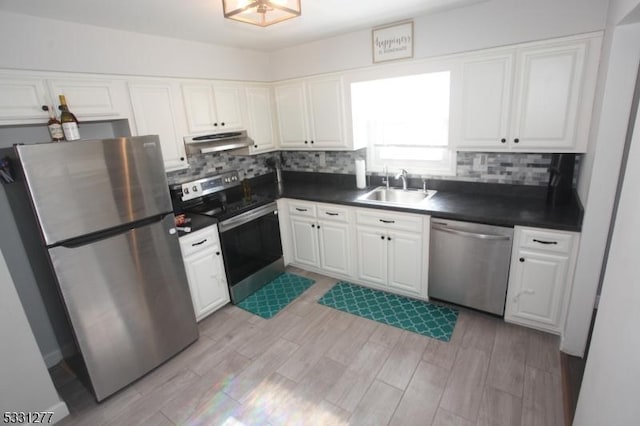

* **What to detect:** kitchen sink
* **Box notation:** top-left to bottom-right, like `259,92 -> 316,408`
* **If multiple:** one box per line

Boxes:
357,186 -> 437,205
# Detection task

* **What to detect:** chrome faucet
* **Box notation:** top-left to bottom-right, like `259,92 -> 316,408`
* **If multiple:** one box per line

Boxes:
395,169 -> 408,190
382,165 -> 390,189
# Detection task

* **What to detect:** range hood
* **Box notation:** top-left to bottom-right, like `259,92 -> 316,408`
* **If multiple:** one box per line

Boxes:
184,130 -> 254,155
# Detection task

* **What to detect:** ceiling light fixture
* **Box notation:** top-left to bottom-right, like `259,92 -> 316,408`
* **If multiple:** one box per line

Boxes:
222,0 -> 301,27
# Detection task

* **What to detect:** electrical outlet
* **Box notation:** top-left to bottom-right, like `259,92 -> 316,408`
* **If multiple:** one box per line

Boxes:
472,154 -> 488,172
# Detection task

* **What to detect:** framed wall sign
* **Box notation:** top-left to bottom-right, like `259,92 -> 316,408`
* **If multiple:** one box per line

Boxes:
372,21 -> 414,63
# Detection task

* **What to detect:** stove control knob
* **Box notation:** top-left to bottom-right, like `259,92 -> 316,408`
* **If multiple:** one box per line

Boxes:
192,186 -> 198,192
184,187 -> 189,194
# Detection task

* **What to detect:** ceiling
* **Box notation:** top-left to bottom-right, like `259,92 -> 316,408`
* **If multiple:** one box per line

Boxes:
0,0 -> 487,51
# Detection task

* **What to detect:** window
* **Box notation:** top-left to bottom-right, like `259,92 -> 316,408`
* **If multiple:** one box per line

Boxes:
351,71 -> 455,175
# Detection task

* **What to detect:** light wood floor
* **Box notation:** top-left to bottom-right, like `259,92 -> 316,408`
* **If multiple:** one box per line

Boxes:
55,267 -> 563,426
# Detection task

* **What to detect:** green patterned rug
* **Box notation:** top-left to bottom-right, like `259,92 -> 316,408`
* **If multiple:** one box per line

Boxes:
318,282 -> 458,342
237,273 -> 315,319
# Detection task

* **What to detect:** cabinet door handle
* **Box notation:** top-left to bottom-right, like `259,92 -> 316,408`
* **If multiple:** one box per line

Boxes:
192,239 -> 207,246
295,208 -> 308,212
317,225 -> 320,229
533,239 -> 558,245
325,212 -> 339,216
514,138 -> 520,143
216,251 -> 220,256
380,235 -> 385,240
213,123 -> 218,127
379,219 -> 395,224
387,237 -> 391,241
513,289 -> 535,302
311,224 -> 315,228
500,138 -> 506,143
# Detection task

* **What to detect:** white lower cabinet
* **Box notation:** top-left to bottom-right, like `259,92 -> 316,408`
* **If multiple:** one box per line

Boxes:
387,230 -> 424,295
355,212 -> 427,297
281,200 -> 354,280
179,225 -> 230,321
290,216 -> 320,267
356,226 -> 388,286
318,220 -> 351,276
505,226 -> 579,333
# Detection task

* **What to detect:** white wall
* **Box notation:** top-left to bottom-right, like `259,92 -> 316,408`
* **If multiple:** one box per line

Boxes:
562,3 -> 640,356
269,0 -> 607,80
573,69 -> 640,426
0,248 -> 69,423
0,11 -> 270,81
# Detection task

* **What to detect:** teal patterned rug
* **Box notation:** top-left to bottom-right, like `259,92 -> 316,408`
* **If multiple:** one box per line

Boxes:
237,273 -> 315,319
318,282 -> 458,342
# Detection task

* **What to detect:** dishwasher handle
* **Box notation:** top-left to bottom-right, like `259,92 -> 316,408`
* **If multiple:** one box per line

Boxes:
431,224 -> 511,241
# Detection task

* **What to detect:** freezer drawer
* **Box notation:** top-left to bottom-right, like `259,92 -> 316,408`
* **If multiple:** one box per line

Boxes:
49,214 -> 198,401
429,219 -> 513,315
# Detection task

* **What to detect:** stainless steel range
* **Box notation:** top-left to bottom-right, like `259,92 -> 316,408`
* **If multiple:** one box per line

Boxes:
170,171 -> 284,303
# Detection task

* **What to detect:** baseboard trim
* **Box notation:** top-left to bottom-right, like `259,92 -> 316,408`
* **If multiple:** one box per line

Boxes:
48,400 -> 70,425
561,353 -> 571,426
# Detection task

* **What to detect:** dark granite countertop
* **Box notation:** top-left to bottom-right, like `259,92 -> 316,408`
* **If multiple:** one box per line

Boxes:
174,171 -> 583,234
253,172 -> 584,232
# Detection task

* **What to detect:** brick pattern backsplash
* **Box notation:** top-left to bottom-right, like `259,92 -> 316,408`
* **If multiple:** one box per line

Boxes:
282,150 -> 580,187
166,151 -> 278,185
167,149 -> 580,187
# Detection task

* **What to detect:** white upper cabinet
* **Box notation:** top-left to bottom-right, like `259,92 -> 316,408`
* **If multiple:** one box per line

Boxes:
458,53 -> 514,149
456,34 -> 601,152
0,72 -> 131,125
245,85 -> 277,154
275,76 -> 348,149
510,42 -> 586,150
47,78 -> 131,120
0,76 -> 50,123
128,81 -> 188,172
182,83 -> 244,134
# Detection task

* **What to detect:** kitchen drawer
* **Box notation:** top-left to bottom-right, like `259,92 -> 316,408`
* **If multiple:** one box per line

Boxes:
356,208 -> 423,232
317,204 -> 349,222
179,225 -> 220,257
288,201 -> 317,218
519,228 -> 575,254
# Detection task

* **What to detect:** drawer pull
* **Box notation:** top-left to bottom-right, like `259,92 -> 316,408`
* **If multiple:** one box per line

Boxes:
295,208 -> 308,212
533,239 -> 558,245
325,212 -> 339,216
192,239 -> 207,246
379,219 -> 395,224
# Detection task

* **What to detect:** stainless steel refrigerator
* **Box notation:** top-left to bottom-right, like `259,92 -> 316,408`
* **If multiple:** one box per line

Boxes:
6,136 -> 198,401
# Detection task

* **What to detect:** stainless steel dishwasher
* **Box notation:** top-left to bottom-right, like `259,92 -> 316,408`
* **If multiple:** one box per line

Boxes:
429,219 -> 514,315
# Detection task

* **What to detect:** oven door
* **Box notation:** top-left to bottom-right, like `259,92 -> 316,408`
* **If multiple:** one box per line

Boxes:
218,202 -> 284,303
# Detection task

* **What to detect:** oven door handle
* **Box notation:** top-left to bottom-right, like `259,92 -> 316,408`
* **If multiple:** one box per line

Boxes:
218,201 -> 278,233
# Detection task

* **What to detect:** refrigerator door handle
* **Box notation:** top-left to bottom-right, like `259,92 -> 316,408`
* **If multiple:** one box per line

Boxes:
54,214 -> 170,249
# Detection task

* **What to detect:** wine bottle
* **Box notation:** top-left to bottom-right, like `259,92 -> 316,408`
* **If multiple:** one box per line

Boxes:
58,95 -> 80,141
42,105 -> 64,141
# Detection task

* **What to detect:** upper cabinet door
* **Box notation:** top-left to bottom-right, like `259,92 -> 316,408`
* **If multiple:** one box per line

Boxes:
0,76 -> 50,123
128,82 -> 187,172
246,86 -> 276,154
182,83 -> 245,135
213,85 -> 244,131
510,42 -> 586,150
275,83 -> 309,148
182,84 -> 218,134
48,78 -> 129,120
306,77 -> 346,148
457,52 -> 514,150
